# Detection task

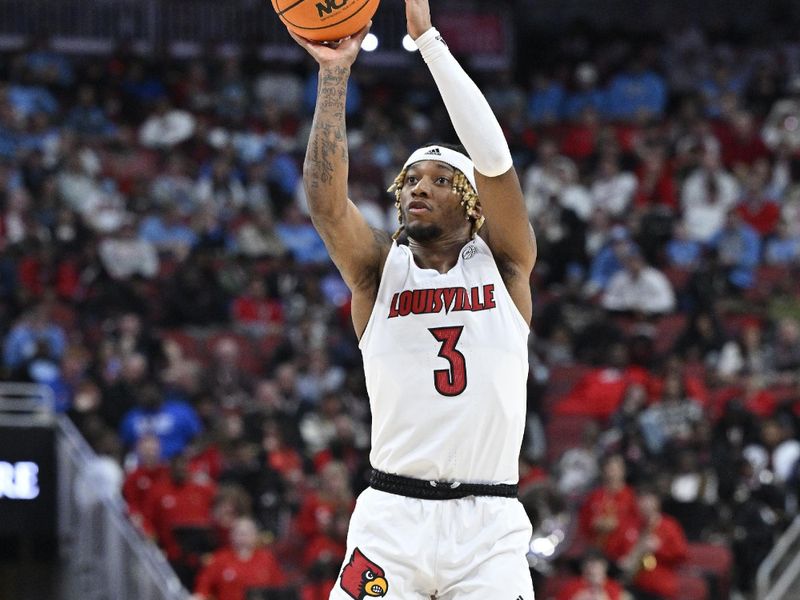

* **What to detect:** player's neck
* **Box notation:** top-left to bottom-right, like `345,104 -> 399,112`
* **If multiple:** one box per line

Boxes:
408,235 -> 471,274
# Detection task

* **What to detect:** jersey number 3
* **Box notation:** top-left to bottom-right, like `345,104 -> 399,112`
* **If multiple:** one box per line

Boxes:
429,326 -> 467,396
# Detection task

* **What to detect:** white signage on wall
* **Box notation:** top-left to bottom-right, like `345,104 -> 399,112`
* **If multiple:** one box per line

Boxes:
0,461 -> 40,500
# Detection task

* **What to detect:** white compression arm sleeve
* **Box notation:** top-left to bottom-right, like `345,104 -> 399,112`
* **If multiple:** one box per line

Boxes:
415,27 -> 513,177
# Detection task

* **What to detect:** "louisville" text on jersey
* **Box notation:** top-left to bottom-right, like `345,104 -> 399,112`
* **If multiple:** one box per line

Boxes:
388,285 -> 496,318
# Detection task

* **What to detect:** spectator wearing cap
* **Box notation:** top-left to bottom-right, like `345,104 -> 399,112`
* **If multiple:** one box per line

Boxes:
602,245 -> 676,315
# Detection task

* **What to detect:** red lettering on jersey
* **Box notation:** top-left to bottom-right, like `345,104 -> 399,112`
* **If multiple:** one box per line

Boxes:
483,284 -> 496,309
411,289 -> 427,314
398,290 -> 413,316
387,284 -> 498,318
453,287 -> 472,312
388,293 -> 400,318
441,288 -> 457,314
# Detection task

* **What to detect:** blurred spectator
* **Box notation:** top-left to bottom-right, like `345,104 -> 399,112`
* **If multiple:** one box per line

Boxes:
123,434 -> 168,529
556,550 -> 627,600
231,278 -> 284,337
120,381 -> 202,460
275,204 -> 330,265
664,221 -> 702,269
590,154 -> 638,219
144,452 -> 216,567
605,56 -> 667,120
606,488 -> 688,600
3,301 -> 66,372
708,210 -> 761,291
555,345 -> 649,420
681,151 -> 740,242
98,221 -> 159,280
638,373 -> 704,455
527,70 -> 564,124
563,63 -> 606,122
139,98 -> 196,148
601,246 -> 676,315
578,454 -> 639,552
192,517 -> 286,600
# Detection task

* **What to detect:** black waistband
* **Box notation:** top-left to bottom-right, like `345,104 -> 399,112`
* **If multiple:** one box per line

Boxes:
368,469 -> 518,500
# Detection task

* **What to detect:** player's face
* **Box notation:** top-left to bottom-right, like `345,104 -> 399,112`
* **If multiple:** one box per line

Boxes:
400,161 -> 467,242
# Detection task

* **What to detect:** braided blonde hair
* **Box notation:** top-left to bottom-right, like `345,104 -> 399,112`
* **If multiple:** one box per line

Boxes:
387,167 -> 484,240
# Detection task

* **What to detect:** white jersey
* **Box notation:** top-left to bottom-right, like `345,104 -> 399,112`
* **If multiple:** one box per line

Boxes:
359,236 -> 530,485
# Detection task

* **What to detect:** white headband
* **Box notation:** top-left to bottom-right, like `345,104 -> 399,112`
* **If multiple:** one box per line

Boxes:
402,146 -> 477,192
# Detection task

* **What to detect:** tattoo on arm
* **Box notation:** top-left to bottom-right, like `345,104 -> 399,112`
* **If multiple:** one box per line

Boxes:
305,66 -> 350,199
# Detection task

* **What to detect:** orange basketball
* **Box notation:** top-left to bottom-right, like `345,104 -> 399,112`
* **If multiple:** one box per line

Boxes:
271,0 -> 380,42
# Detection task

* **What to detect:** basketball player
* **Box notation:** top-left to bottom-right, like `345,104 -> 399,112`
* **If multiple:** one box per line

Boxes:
289,0 -> 537,598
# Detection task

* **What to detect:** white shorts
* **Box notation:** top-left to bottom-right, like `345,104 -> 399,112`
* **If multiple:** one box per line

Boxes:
330,487 -> 535,600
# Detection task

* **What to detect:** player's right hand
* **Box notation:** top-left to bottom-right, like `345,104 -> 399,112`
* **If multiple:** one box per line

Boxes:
288,22 -> 371,69
405,0 -> 433,40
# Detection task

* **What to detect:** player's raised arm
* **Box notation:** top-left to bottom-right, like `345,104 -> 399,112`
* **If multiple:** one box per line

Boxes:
289,27 -> 391,296
406,0 -> 536,312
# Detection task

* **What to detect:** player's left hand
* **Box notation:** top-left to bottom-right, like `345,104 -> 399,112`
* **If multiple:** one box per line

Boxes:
405,0 -> 433,40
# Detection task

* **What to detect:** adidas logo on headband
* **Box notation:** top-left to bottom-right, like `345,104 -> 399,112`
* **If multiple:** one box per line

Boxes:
403,145 -> 477,192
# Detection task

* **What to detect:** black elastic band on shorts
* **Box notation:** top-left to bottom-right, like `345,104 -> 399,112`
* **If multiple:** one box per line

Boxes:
369,469 -> 518,500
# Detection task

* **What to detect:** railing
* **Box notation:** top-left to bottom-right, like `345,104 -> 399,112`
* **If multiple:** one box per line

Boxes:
756,515 -> 800,600
0,382 -> 187,600
57,414 -> 189,600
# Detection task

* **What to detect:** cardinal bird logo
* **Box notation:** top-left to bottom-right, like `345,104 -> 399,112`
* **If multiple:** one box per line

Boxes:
339,547 -> 389,599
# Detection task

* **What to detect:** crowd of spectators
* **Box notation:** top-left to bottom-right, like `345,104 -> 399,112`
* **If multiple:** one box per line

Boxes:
3,17 -> 800,600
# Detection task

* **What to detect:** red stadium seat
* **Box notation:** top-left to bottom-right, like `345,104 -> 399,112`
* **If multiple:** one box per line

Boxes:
685,542 -> 733,599
676,571 -> 709,600
545,415 -> 597,464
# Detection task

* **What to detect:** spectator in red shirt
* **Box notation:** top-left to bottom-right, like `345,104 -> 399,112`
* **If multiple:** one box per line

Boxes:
735,164 -> 780,238
555,343 -> 650,420
144,452 -> 217,564
122,433 -> 167,530
606,488 -> 688,600
294,461 -> 355,542
231,278 -> 284,337
578,454 -> 639,552
191,517 -> 286,600
557,550 -> 628,600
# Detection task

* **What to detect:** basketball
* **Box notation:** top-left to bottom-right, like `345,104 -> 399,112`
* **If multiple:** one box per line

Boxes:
271,0 -> 380,42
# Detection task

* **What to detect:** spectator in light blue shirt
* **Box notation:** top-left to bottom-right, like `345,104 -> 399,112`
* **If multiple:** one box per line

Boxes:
563,63 -> 606,122
585,225 -> 632,295
139,205 -> 198,255
64,86 -> 117,138
276,204 -> 330,265
605,57 -> 667,121
527,71 -> 564,124
666,222 -> 703,269
8,77 -> 58,118
709,210 -> 761,289
120,382 -> 202,460
3,303 -> 67,371
765,221 -> 800,265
